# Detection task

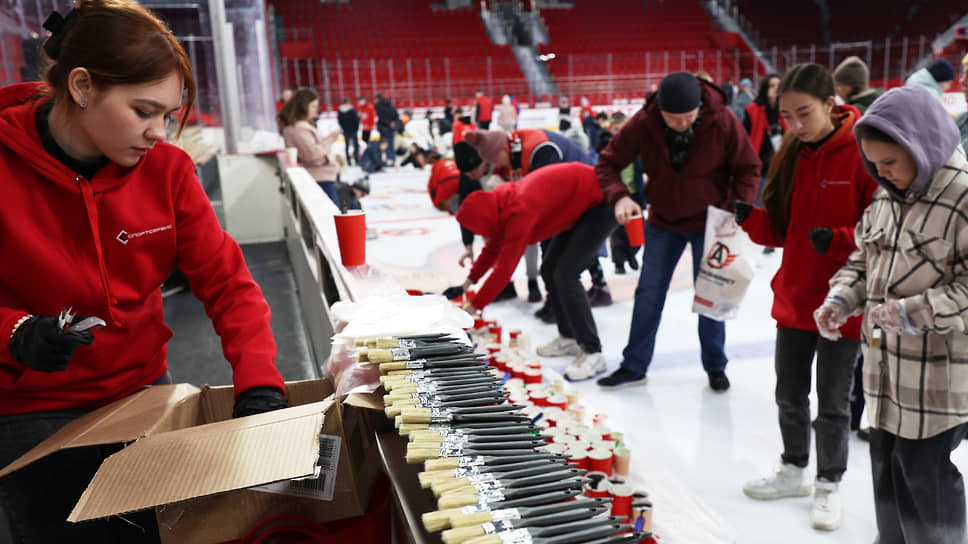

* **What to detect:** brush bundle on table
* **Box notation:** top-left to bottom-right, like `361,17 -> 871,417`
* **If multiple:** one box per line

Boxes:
371,334 -> 651,544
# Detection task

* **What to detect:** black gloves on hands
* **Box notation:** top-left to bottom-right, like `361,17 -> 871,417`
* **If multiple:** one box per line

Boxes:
809,227 -> 833,255
442,285 -> 465,300
729,200 -> 752,225
8,315 -> 94,373
233,386 -> 288,418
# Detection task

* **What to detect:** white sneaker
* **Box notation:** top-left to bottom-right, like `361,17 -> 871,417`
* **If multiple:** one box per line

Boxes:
810,478 -> 842,531
564,351 -> 608,381
536,335 -> 581,357
742,460 -> 812,500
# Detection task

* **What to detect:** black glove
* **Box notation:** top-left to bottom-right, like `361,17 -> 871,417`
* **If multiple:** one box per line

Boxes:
233,386 -> 288,418
442,285 -> 465,300
729,200 -> 753,225
8,315 -> 94,372
809,227 -> 834,255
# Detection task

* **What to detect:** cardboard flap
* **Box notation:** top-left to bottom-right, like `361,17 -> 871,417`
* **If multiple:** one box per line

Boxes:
344,390 -> 384,411
68,400 -> 332,522
0,384 -> 201,479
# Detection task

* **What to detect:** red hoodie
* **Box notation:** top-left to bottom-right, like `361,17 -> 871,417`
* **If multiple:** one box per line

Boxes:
740,105 -> 877,338
0,83 -> 285,414
457,163 -> 604,308
427,159 -> 461,211
359,102 -> 376,131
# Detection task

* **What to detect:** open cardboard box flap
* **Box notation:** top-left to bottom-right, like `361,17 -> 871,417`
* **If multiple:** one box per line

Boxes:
67,400 -> 330,522
0,383 -> 203,480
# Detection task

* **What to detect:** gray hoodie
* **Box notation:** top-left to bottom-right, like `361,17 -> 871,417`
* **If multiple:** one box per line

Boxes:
853,85 -> 961,200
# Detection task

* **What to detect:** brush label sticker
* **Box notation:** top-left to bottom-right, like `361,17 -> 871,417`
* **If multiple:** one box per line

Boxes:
466,473 -> 497,484
439,445 -> 464,456
405,358 -> 426,369
490,508 -> 522,522
452,467 -> 480,477
482,520 -> 516,534
498,529 -> 532,544
460,504 -> 487,514
459,455 -> 486,467
478,489 -> 505,503
471,479 -> 502,492
400,339 -> 417,348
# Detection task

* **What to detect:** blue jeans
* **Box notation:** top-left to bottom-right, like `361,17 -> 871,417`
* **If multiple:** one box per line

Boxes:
620,224 -> 727,375
317,181 -> 339,207
379,129 -> 395,164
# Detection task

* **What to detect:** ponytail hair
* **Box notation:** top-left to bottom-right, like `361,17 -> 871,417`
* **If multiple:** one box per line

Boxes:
761,63 -> 835,242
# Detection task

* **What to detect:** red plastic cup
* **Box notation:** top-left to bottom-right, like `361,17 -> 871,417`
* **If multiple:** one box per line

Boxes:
333,211 -> 366,266
524,368 -> 543,385
624,215 -> 644,247
488,325 -> 503,343
588,449 -> 614,475
611,484 -> 634,519
567,448 -> 589,470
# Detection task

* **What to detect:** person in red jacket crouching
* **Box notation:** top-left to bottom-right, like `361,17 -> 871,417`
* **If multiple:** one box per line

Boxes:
454,162 -> 616,381
0,2 -> 288,541
731,64 -> 878,532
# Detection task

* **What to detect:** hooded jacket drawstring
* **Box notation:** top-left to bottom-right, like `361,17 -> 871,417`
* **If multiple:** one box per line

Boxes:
76,175 -> 117,325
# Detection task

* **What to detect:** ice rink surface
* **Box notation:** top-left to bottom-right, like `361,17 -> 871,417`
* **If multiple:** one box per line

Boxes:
361,167 -> 968,544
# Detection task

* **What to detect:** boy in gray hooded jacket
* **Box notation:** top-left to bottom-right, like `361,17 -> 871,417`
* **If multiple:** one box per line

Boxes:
815,85 -> 968,544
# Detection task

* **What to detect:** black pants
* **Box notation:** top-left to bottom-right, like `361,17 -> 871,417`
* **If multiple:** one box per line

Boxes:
775,328 -> 858,481
609,224 -> 639,268
478,120 -> 490,130
850,354 -> 866,430
343,130 -> 360,164
870,423 -> 968,544
540,201 -> 616,353
361,129 -> 372,145
0,374 -> 172,543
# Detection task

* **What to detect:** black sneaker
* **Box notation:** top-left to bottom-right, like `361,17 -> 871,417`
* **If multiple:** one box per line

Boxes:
708,371 -> 730,392
527,279 -> 542,303
493,282 -> 517,302
614,263 -> 626,275
597,368 -> 647,389
628,256 -> 639,271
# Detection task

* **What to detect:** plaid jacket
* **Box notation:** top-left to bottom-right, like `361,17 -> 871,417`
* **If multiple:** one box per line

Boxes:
828,147 -> 968,439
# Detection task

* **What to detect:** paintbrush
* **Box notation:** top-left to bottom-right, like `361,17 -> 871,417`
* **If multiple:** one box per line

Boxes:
436,477 -> 588,509
433,466 -> 585,498
461,521 -> 629,544
409,424 -> 540,442
406,441 -> 550,464
441,505 -> 612,544
398,405 -> 527,425
447,497 -> 612,528
365,343 -> 476,365
418,459 -> 572,489
424,452 -> 567,471
421,488 -> 582,532
385,393 -> 508,418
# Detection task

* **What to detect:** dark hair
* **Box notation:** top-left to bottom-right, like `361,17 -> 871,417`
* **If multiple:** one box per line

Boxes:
761,64 -> 835,242
43,0 -> 197,136
276,87 -> 318,131
854,124 -> 896,145
754,73 -> 781,106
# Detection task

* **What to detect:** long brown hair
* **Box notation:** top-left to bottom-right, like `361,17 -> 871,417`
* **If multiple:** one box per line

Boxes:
43,0 -> 197,136
761,63 -> 835,242
277,87 -> 319,131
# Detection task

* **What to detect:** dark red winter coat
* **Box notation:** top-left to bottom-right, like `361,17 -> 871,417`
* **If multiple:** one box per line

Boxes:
596,78 -> 761,232
457,163 -> 604,308
740,105 -> 877,337
0,83 -> 285,414
476,95 -> 493,122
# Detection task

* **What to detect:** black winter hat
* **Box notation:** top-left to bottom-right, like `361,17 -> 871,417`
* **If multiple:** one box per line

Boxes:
657,72 -> 702,114
352,177 -> 370,195
454,141 -> 483,173
928,59 -> 956,83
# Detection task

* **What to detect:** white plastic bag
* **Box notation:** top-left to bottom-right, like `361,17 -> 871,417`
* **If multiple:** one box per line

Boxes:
692,205 -> 755,321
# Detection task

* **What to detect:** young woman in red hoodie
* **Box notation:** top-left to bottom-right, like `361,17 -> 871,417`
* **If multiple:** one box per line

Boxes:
0,2 -> 287,540
732,64 -> 878,532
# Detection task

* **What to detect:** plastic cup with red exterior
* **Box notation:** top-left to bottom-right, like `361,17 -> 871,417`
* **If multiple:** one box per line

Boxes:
610,483 -> 634,520
624,214 -> 645,247
333,210 -> 366,266
588,448 -> 614,475
567,447 -> 589,470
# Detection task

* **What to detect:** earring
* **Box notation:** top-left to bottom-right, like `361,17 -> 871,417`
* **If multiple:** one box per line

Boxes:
78,101 -> 87,108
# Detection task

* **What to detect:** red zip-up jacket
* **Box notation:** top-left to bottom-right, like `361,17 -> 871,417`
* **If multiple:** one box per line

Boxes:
740,105 -> 877,337
457,163 -> 604,308
596,79 -> 761,232
427,159 -> 461,211
0,83 -> 285,414
359,102 -> 376,132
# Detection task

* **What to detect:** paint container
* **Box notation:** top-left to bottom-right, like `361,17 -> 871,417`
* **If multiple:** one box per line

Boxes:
487,324 -> 502,344
508,328 -> 522,347
583,471 -> 610,498
588,448 -> 614,475
613,446 -> 631,476
567,446 -> 589,470
610,483 -> 634,519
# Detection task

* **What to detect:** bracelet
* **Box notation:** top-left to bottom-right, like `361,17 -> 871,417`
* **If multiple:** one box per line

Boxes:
9,315 -> 31,343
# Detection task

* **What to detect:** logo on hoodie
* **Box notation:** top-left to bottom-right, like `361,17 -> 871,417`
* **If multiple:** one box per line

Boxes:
116,224 -> 173,245
706,242 -> 738,269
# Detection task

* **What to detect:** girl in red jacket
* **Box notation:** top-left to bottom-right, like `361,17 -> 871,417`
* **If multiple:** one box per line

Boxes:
357,96 -> 376,143
0,2 -> 286,540
732,64 -> 877,532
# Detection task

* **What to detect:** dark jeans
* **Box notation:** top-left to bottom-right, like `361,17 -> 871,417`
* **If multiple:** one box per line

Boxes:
478,120 -> 491,130
317,180 -> 339,207
378,129 -> 395,163
850,354 -> 866,430
609,225 -> 640,268
540,201 -> 616,353
620,224 -> 726,376
870,423 -> 968,544
0,373 -> 172,543
343,131 -> 360,165
775,328 -> 858,481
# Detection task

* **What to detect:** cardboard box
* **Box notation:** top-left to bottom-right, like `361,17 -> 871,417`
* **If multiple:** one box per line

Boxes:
0,379 -> 384,544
